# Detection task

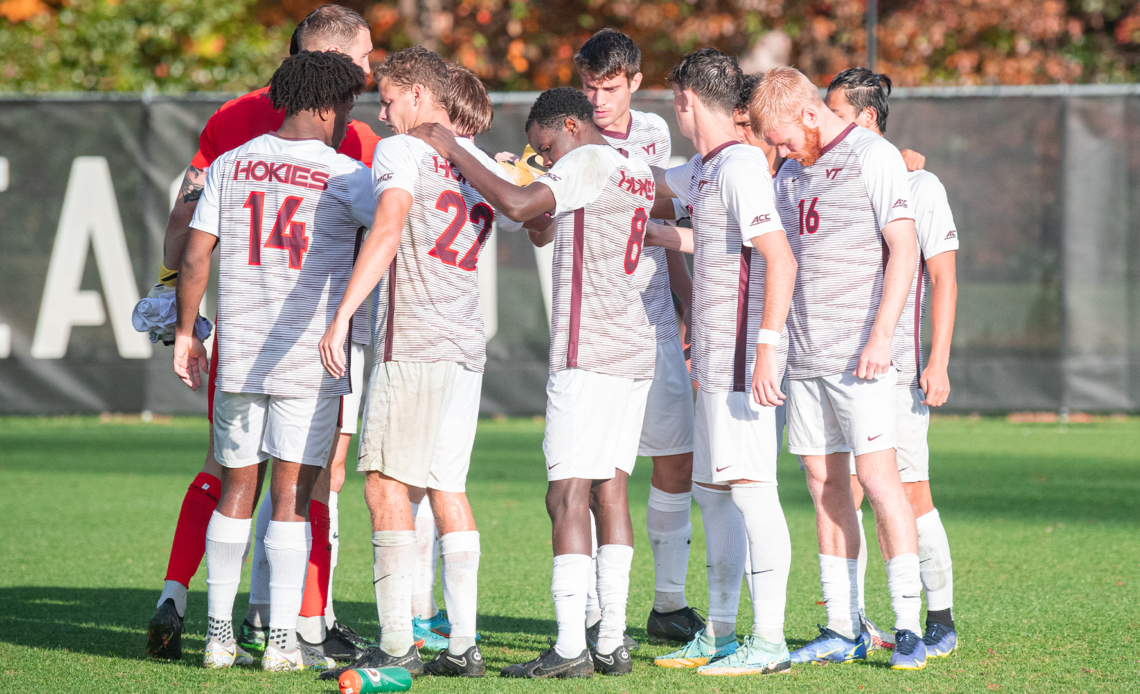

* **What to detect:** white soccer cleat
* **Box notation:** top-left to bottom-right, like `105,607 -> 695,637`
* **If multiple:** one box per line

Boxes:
202,638 -> 253,669
261,643 -> 335,672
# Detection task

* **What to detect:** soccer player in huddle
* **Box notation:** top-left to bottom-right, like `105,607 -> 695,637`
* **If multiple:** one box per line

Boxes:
410,85 -> 658,679
147,4 -> 379,663
574,29 -> 704,644
172,50 -> 375,672
644,48 -> 798,677
402,61 -> 498,653
752,66 -> 929,670
317,47 -> 528,680
825,67 -> 959,658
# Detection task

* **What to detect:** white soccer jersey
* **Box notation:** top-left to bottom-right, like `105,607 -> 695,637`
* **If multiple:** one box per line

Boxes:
664,142 -> 785,393
599,110 -> 677,344
893,169 -> 959,390
774,123 -> 915,380
370,134 -> 522,372
535,144 -> 657,379
191,133 -> 375,397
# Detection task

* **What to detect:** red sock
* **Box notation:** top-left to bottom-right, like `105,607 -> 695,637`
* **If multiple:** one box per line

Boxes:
300,500 -> 331,618
163,472 -> 221,586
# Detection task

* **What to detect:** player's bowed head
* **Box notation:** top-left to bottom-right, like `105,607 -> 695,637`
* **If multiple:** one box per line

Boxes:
374,46 -> 453,135
748,65 -> 845,169
405,87 -> 609,226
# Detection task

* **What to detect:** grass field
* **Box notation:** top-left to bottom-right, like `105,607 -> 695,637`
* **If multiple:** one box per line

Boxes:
2,415 -> 1139,693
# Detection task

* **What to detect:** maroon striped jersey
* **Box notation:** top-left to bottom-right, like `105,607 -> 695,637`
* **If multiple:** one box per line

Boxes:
894,169 -> 958,390
370,134 -> 522,372
190,134 -> 376,397
774,124 -> 916,380
535,144 -> 657,379
664,142 -> 785,393
599,110 -> 677,344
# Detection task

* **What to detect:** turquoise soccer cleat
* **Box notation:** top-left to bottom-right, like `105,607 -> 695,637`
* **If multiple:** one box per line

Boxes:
654,628 -> 738,668
696,635 -> 791,676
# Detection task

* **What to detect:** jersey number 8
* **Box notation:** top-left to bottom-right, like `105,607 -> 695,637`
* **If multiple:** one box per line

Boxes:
624,208 -> 648,275
429,190 -> 494,271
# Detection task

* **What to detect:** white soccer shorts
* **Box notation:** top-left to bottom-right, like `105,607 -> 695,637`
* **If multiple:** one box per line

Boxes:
357,360 -> 482,492
846,387 -> 929,480
339,341 -> 367,436
693,388 -> 780,485
543,368 -> 651,482
638,334 -> 696,457
212,391 -> 340,468
786,367 -> 898,458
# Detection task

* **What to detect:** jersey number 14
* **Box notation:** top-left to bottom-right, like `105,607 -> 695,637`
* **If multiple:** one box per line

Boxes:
244,192 -> 309,269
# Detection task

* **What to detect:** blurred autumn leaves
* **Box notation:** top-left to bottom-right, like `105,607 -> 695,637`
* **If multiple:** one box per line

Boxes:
3,0 -> 1140,92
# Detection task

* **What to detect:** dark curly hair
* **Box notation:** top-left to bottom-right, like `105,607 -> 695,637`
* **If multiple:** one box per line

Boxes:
269,50 -> 367,117
525,87 -> 596,132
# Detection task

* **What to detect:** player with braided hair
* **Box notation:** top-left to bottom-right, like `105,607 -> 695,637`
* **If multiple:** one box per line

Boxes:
173,50 -> 376,673
408,86 -> 658,678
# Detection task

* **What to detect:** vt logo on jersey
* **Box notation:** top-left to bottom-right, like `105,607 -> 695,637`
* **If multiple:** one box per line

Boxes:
825,167 -> 843,180
617,170 -> 655,200
750,214 -> 771,226
642,142 -> 657,156
697,179 -> 710,193
432,156 -> 468,185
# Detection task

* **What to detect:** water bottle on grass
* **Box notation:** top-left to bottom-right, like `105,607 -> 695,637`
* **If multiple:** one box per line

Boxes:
338,667 -> 412,694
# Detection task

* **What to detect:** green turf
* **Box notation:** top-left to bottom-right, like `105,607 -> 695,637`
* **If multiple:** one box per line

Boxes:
2,415 -> 1138,692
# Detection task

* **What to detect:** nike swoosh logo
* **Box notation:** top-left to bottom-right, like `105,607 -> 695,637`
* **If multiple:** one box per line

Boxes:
596,654 -> 614,665
373,573 -> 391,584
750,569 -> 773,575
547,462 -> 561,470
447,656 -> 467,666
671,623 -> 692,635
715,465 -> 731,472
867,434 -> 883,441
816,647 -> 842,658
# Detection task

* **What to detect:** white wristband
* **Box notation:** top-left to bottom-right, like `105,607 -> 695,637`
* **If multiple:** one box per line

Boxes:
756,328 -> 781,346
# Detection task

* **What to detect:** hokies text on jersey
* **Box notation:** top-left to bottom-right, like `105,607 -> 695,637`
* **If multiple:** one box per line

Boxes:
232,159 -> 330,191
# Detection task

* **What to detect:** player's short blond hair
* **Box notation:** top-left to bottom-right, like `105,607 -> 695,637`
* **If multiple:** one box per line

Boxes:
749,66 -> 821,136
447,64 -> 493,136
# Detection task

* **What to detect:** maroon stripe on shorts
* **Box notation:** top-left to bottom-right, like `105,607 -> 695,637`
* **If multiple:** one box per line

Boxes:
383,257 -> 396,362
733,246 -> 752,392
566,208 -> 585,368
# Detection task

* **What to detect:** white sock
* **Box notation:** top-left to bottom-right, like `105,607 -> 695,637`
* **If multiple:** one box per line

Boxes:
886,553 -> 922,634
856,508 -> 868,612
595,544 -> 634,654
373,530 -> 417,655
647,486 -> 692,613
297,615 -> 324,644
916,509 -> 954,611
265,520 -> 309,652
412,499 -> 439,619
325,490 -> 339,627
731,485 -> 790,644
246,495 -> 273,626
819,554 -> 859,640
552,554 -> 591,659
693,485 -> 745,632
157,580 -> 189,618
439,531 -> 480,655
206,512 -> 252,642
584,512 -> 600,627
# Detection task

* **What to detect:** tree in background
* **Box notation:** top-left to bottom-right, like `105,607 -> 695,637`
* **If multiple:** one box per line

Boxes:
4,0 -> 1140,91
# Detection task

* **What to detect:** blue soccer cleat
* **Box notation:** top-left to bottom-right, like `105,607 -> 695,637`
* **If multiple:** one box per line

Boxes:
922,623 -> 957,658
789,626 -> 868,664
696,635 -> 791,676
654,629 -> 738,668
413,612 -> 451,651
890,629 -> 928,670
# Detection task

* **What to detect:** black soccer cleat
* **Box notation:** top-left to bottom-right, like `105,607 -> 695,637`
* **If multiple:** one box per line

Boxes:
299,625 -> 368,662
146,598 -> 184,660
328,621 -> 375,652
423,645 -> 485,678
500,647 -> 594,679
647,606 -> 706,643
318,644 -> 423,680
586,621 -> 639,652
590,644 -> 633,676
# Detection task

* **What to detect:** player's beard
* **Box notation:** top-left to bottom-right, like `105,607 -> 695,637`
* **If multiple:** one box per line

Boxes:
790,125 -> 824,167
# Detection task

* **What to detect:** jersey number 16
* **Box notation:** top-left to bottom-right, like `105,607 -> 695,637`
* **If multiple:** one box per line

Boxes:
797,197 -> 820,235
